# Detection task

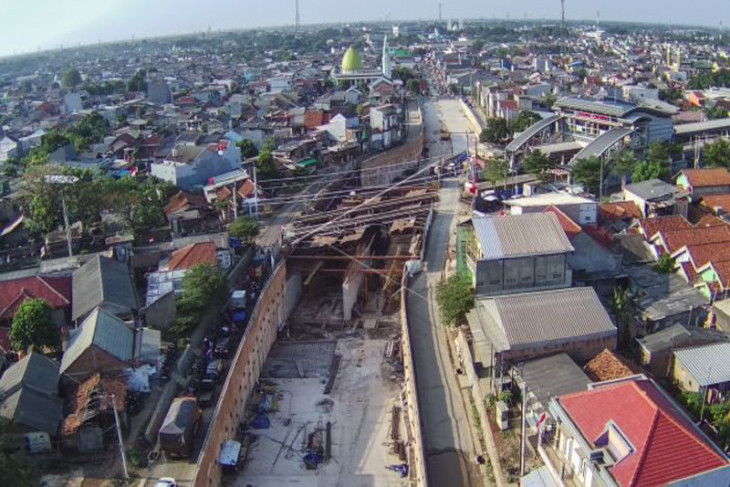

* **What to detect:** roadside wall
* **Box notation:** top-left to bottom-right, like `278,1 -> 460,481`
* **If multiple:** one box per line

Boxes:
193,260 -> 293,487
401,272 -> 429,487
459,99 -> 484,136
361,137 -> 424,187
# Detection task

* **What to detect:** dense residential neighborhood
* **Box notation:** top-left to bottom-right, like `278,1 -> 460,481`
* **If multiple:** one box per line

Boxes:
3,11 -> 730,487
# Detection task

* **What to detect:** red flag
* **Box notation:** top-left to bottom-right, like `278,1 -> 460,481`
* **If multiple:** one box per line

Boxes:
537,412 -> 547,429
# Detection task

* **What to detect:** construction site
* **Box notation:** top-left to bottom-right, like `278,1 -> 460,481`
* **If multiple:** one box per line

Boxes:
203,164 -> 438,486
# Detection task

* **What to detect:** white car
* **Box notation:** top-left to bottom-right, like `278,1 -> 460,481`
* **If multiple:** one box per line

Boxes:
156,478 -> 177,487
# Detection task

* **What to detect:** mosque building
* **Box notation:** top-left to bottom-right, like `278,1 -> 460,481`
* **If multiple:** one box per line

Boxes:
332,36 -> 393,86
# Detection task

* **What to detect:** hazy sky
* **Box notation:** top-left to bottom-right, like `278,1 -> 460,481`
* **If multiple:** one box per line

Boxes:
1,0 -> 729,56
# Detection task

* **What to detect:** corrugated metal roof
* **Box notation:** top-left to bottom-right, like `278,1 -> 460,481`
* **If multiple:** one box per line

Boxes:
474,287 -> 616,350
473,213 -> 574,260
674,342 -> 730,386
555,97 -> 634,118
72,255 -> 139,321
506,114 -> 562,152
60,307 -> 134,375
568,127 -> 634,166
675,118 -> 730,136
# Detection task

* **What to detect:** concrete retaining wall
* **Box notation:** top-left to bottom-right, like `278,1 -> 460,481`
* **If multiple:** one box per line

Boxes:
361,137 -> 424,187
459,99 -> 484,136
193,260 -> 293,486
401,272 -> 429,487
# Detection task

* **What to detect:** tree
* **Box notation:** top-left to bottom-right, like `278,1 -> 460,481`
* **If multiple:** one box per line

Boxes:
612,287 -> 633,350
543,94 -> 558,109
632,160 -> 670,183
0,418 -> 41,487
646,141 -> 672,166
10,299 -> 61,353
406,78 -> 421,95
229,217 -> 261,242
236,139 -> 258,159
483,158 -> 510,188
257,149 -> 278,179
522,150 -> 554,182
509,111 -> 540,133
62,68 -> 82,89
126,70 -> 147,92
705,105 -> 729,120
436,274 -> 475,327
176,264 -> 229,335
654,253 -> 674,274
704,139 -> 730,168
571,156 -> 603,196
611,149 -> 638,187
102,177 -> 170,230
480,118 -> 510,143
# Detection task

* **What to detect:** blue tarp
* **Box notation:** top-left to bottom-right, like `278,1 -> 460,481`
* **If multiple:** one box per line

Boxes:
250,414 -> 270,429
233,311 -> 247,324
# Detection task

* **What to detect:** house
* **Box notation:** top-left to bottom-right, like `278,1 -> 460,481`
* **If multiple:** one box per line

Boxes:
60,307 -> 134,382
145,241 -> 229,306
466,287 -> 617,388
163,190 -> 213,236
0,275 -> 72,326
511,353 -> 591,432
150,144 -> 239,189
0,135 -> 18,163
505,192 -> 597,225
0,352 -> 63,436
637,324 -> 729,377
543,206 -> 621,282
677,168 -> 730,202
72,255 -> 139,324
465,213 -> 574,296
673,342 -> 730,401
369,104 -> 401,149
623,264 -> 708,333
541,377 -> 730,487
61,373 -> 127,453
712,298 -> 730,332
623,179 -> 689,218
699,193 -> 730,216
147,82 -> 173,105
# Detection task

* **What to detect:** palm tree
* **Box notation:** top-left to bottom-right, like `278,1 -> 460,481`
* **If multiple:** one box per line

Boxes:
611,149 -> 638,188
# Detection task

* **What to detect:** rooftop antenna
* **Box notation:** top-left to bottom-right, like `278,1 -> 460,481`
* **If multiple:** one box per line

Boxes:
439,3 -> 442,23
295,0 -> 300,33
597,10 -> 600,30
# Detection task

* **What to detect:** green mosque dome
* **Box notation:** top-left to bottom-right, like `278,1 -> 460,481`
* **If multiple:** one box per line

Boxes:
341,46 -> 363,74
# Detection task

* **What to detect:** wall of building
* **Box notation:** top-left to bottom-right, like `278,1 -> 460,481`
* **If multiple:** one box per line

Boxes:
502,334 -> 616,365
342,260 -> 364,321
141,291 -> 176,330
476,254 -> 571,296
401,273 -> 430,487
193,261 -> 295,486
672,355 -> 702,393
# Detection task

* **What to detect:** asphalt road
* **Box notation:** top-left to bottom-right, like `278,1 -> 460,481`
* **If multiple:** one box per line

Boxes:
407,98 -> 481,487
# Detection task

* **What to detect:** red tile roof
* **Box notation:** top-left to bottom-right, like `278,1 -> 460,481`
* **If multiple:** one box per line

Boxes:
659,226 -> 730,254
164,191 -> 209,215
694,213 -> 728,227
0,276 -> 72,320
168,242 -> 218,271
543,206 -> 582,240
679,261 -> 699,284
681,168 -> 730,188
559,379 -> 728,487
700,194 -> 730,214
705,260 -> 730,288
675,242 -> 730,268
598,201 -> 642,222
304,110 -> 324,130
638,215 -> 692,240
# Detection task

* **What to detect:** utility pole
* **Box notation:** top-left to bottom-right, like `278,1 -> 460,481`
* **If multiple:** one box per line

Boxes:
520,384 -> 528,477
232,181 -> 238,220
253,164 -> 259,220
61,192 -> 73,258
112,394 -> 129,479
599,156 -> 604,201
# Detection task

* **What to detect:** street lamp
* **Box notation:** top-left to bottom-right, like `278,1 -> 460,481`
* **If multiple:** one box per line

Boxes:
44,175 -> 79,258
